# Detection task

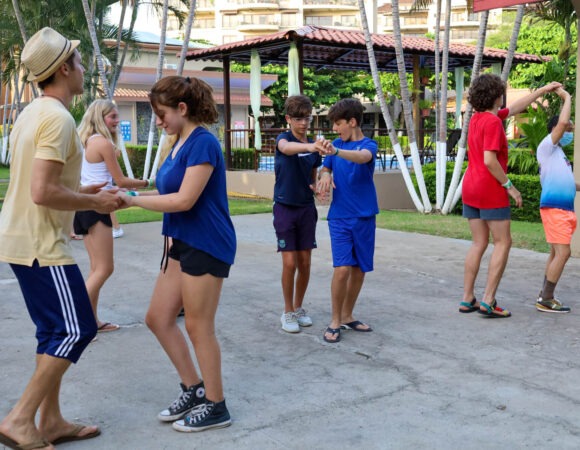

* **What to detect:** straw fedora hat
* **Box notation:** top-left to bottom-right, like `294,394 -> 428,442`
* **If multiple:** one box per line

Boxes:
21,27 -> 80,82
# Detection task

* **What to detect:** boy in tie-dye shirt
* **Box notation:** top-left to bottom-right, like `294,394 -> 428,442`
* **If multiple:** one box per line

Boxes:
536,87 -> 579,313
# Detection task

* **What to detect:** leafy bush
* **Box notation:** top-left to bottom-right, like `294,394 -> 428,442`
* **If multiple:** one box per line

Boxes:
120,145 -> 148,179
412,162 -> 467,214
508,147 -> 539,175
229,148 -> 256,170
412,163 -> 542,222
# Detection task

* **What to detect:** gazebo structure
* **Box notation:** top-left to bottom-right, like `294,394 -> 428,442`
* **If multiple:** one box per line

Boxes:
186,25 -> 544,169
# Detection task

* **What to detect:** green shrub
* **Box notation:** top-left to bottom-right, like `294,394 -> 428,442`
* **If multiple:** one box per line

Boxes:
413,162 -> 542,222
510,174 -> 541,222
120,145 -> 148,179
229,148 -> 255,170
412,162 -> 467,214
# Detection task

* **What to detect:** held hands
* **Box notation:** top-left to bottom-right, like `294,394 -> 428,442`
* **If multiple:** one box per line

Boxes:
314,136 -> 337,156
94,189 -> 124,214
542,82 -> 563,95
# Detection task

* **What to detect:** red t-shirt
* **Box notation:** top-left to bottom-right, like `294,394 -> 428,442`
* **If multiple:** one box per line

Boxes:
463,108 -> 509,209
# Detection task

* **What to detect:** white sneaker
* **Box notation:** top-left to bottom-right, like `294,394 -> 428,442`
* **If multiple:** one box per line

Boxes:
112,227 -> 124,239
294,307 -> 312,327
280,312 -> 300,333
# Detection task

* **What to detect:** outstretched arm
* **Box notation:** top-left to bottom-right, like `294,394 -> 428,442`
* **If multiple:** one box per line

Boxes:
507,81 -> 561,117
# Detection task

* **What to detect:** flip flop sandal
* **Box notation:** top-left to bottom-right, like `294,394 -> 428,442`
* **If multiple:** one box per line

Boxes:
478,300 -> 511,318
97,322 -> 120,332
323,327 -> 341,343
459,298 -> 479,313
340,320 -> 373,332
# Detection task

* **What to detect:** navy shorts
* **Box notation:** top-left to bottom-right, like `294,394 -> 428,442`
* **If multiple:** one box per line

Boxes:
273,202 -> 318,252
462,204 -> 511,220
10,261 -> 97,363
168,238 -> 231,278
73,210 -> 112,235
328,216 -> 376,273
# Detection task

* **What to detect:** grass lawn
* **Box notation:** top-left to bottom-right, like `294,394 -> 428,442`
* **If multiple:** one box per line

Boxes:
0,172 -> 550,254
115,198 -> 273,224
376,210 -> 550,253
0,165 -> 8,180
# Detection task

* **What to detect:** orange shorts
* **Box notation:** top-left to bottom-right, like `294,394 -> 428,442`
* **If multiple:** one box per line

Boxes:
540,208 -> 577,245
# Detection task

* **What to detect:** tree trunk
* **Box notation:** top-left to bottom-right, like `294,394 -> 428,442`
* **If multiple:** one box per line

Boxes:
392,0 -> 432,212
143,0 -> 169,181
441,10 -> 489,214
358,0 -> 424,211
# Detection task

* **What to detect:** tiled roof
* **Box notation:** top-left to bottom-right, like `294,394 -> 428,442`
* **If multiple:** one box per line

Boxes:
186,25 -> 544,72
113,88 -> 273,106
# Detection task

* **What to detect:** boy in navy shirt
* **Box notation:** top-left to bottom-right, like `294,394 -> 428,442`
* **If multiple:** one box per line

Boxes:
274,95 -> 322,333
316,98 -> 378,343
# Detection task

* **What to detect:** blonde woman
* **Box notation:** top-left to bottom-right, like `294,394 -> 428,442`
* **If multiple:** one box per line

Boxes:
74,99 -> 151,332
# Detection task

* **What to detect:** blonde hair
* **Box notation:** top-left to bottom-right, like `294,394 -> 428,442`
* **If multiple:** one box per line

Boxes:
78,99 -> 119,149
159,134 -> 178,166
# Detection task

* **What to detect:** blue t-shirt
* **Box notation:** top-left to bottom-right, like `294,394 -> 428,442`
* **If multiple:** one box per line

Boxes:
274,130 -> 322,206
156,127 -> 236,265
322,137 -> 379,219
537,134 -> 576,212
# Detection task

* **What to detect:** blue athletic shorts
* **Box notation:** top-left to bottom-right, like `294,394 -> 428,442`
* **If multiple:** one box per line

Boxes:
328,216 -> 376,272
462,204 -> 511,220
273,202 -> 318,252
10,261 -> 97,363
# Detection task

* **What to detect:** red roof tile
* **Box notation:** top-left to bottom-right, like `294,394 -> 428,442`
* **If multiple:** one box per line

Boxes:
186,25 -> 544,72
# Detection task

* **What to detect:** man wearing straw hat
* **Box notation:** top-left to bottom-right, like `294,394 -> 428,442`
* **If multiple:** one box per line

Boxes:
0,27 -> 121,450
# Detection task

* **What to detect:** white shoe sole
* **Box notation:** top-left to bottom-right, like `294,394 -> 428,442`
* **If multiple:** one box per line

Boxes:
172,419 -> 232,432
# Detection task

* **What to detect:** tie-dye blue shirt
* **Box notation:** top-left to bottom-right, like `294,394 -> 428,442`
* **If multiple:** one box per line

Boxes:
537,134 -> 576,212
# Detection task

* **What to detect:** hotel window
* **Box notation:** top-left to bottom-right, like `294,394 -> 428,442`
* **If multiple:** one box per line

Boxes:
281,13 -> 297,27
305,16 -> 332,26
223,14 -> 237,28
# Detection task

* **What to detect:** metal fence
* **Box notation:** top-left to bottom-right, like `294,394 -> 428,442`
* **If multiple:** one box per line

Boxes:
225,127 -> 449,172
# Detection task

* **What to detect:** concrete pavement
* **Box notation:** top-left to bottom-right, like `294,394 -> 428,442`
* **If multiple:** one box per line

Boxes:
2,212 -> 580,449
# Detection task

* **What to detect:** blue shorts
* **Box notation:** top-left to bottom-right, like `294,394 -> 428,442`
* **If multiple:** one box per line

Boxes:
328,217 -> 376,272
462,204 -> 511,221
10,261 -> 97,363
273,202 -> 318,252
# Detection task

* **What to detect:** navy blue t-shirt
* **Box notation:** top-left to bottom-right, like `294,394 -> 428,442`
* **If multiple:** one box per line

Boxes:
322,137 -> 379,219
274,130 -> 322,206
156,127 -> 236,265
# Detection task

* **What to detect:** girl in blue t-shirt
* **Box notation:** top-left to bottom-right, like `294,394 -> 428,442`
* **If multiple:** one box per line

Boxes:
122,75 -> 236,432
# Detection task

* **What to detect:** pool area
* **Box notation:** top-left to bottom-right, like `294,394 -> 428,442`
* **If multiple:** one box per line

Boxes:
256,154 -> 420,172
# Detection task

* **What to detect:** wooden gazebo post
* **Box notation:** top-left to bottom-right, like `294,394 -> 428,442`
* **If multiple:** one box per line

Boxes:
223,55 -> 232,170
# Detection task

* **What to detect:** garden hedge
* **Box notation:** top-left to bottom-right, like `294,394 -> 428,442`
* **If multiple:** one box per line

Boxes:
413,162 -> 542,222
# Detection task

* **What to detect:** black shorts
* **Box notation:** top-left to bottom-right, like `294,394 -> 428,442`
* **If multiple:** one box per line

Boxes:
73,210 -> 112,235
168,238 -> 231,278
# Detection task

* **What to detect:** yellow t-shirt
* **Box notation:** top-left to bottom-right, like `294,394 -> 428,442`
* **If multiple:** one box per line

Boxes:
0,97 -> 82,266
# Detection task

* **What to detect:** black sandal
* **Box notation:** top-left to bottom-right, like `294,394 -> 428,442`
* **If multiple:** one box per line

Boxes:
323,327 -> 341,343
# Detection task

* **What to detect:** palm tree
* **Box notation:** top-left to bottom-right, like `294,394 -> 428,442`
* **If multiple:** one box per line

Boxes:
441,5 -> 526,214
391,0 -> 432,212
441,10 -> 489,214
143,0 -> 169,181
150,0 -> 197,177
358,0 -> 425,211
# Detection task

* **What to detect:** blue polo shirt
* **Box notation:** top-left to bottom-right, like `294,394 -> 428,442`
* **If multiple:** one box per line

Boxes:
156,127 -> 236,265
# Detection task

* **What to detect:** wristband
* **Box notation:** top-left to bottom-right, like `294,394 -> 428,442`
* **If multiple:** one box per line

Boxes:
334,147 -> 340,156
502,179 -> 513,189
126,191 -> 139,197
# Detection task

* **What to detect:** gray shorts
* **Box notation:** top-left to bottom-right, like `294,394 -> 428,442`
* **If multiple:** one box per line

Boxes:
462,204 -> 511,221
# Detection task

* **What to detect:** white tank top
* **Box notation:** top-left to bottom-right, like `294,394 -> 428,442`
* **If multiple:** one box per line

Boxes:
80,134 -> 113,188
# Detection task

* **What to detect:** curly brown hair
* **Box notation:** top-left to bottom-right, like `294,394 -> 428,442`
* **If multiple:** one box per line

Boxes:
467,74 -> 506,112
149,76 -> 218,125
284,95 -> 312,118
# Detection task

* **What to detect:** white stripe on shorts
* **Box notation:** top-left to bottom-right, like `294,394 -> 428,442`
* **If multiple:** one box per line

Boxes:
50,266 -> 81,358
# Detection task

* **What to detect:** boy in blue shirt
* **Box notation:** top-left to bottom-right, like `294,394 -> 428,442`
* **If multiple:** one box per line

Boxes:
316,98 -> 378,343
274,95 -> 322,333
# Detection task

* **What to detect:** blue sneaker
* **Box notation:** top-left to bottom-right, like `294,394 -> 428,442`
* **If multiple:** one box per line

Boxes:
172,399 -> 231,432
